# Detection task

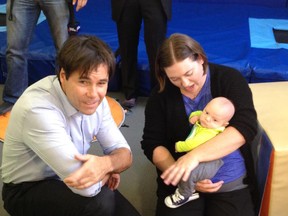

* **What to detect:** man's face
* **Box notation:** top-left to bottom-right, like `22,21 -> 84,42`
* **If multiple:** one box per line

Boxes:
60,64 -> 109,115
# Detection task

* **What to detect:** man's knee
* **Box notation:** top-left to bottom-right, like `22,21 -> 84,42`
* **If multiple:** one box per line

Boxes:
84,187 -> 115,216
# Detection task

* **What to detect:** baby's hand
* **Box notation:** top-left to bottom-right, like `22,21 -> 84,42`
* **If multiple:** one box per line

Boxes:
189,116 -> 199,124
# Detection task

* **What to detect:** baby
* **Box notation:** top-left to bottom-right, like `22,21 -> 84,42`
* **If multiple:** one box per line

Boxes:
165,97 -> 235,208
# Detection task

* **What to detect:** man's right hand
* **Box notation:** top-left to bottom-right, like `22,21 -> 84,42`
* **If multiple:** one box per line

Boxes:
64,154 -> 110,189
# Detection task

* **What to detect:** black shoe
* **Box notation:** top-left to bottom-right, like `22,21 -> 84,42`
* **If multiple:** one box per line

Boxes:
164,189 -> 199,208
121,98 -> 136,109
0,102 -> 13,115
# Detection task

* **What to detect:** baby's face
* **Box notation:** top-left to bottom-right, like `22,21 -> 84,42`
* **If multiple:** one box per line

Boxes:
199,104 -> 229,129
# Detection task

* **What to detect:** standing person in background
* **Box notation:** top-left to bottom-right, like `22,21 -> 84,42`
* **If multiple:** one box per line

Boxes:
0,0 -> 88,114
111,0 -> 172,108
141,33 -> 259,216
1,35 -> 140,216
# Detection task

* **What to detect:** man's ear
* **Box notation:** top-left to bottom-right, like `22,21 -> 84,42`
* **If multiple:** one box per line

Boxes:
59,68 -> 67,80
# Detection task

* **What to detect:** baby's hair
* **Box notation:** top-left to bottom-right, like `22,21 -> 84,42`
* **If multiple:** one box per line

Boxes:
211,97 -> 235,121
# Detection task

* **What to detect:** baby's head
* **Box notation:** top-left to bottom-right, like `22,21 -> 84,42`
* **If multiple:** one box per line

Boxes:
199,97 -> 235,129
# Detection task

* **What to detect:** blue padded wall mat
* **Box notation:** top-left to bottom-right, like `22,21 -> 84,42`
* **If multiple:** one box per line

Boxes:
249,18 -> 288,49
167,1 -> 288,83
1,0 -> 288,95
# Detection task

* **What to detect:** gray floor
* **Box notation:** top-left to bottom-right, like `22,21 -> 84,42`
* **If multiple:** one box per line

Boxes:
0,84 -> 157,216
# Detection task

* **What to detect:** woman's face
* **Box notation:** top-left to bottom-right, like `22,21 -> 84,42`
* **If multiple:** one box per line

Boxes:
165,57 -> 206,98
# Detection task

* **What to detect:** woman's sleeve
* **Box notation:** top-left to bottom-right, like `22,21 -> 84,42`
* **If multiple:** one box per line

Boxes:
221,69 -> 258,143
141,92 -> 167,162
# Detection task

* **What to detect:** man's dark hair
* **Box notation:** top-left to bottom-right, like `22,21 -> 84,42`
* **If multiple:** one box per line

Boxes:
56,35 -> 115,80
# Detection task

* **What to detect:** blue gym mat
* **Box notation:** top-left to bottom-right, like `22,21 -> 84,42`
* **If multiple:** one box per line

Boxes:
0,0 -> 288,95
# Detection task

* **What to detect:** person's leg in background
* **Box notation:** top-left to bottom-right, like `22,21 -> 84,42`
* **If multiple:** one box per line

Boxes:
141,0 -> 168,89
116,0 -> 142,108
41,0 -> 69,53
0,0 -> 40,114
41,0 -> 69,81
0,0 -> 70,115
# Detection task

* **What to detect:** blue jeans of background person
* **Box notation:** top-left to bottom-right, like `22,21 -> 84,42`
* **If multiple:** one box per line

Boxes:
3,0 -> 69,103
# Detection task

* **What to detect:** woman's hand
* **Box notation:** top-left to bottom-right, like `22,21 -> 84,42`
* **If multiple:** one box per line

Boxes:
160,153 -> 199,186
195,179 -> 224,193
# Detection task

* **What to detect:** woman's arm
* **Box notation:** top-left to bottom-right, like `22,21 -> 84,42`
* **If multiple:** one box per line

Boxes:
152,146 -> 175,172
161,126 -> 244,186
